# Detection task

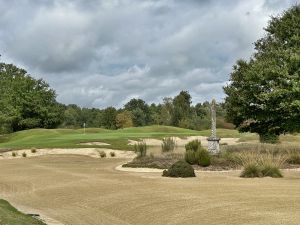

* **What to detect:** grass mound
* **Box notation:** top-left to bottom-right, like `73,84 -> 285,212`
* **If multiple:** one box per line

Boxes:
162,160 -> 196,178
0,199 -> 46,225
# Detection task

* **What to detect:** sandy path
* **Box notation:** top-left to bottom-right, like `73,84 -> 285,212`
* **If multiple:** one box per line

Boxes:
0,155 -> 299,225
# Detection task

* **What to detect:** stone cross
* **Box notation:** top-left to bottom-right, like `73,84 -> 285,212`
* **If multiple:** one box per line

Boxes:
207,99 -> 220,154
210,99 -> 217,138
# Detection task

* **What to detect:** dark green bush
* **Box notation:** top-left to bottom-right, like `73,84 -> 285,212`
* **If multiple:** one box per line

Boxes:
162,160 -> 195,178
161,137 -> 176,152
22,152 -> 27,158
12,152 -> 17,157
185,139 -> 201,152
185,150 -> 197,164
110,152 -> 115,157
31,148 -> 37,153
134,141 -> 147,157
196,148 -> 211,167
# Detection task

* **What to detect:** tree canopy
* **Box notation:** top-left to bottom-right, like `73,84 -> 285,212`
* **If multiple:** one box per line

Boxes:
224,5 -> 300,142
0,63 -> 63,133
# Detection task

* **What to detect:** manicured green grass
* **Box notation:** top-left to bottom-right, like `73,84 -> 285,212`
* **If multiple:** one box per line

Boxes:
0,199 -> 46,225
0,126 -> 242,150
0,125 -> 297,151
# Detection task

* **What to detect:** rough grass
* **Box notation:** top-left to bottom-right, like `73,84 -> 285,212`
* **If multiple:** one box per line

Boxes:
0,199 -> 46,225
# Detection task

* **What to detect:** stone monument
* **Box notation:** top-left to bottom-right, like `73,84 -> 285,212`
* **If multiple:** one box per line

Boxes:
207,99 -> 220,154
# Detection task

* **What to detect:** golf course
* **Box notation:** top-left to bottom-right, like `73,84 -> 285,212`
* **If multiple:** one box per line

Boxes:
0,126 -> 299,225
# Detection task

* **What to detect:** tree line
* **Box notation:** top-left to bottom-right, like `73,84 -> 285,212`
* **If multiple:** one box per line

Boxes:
0,62 -> 232,134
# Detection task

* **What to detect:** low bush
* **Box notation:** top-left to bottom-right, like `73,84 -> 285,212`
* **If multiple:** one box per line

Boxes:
134,141 -> 147,158
12,152 -> 17,157
161,137 -> 176,152
196,148 -> 211,167
239,151 -> 286,178
110,152 -> 115,157
31,148 -> 37,153
185,139 -> 201,152
99,151 -> 106,158
162,160 -> 195,178
185,150 -> 197,164
22,152 -> 27,157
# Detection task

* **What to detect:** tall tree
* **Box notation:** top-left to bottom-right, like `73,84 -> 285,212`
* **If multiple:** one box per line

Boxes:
224,5 -> 300,143
116,110 -> 133,129
0,63 -> 63,133
171,91 -> 192,127
124,98 -> 151,126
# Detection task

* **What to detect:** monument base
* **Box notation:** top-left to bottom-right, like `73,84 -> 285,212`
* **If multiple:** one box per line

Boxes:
207,137 -> 220,154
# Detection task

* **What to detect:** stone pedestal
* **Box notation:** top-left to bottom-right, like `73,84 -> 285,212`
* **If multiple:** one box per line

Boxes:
207,137 -> 220,154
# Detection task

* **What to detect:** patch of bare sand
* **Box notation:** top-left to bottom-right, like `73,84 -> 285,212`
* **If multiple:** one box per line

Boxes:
128,136 -> 240,147
0,155 -> 299,225
0,148 -> 135,160
79,142 -> 110,146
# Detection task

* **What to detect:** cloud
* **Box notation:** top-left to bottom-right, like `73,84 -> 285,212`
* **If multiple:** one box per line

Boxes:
0,0 -> 298,108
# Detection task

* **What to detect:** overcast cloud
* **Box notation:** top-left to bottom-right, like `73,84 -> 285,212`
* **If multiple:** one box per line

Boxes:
0,0 -> 299,108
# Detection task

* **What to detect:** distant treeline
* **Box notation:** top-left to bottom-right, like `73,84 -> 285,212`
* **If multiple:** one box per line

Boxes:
0,62 -> 233,134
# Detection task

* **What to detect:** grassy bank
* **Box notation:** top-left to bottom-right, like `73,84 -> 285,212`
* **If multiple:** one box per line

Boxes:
0,199 -> 46,225
0,126 -> 246,150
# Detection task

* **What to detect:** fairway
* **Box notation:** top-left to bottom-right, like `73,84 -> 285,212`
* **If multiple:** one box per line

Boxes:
0,126 -> 256,150
0,155 -> 299,225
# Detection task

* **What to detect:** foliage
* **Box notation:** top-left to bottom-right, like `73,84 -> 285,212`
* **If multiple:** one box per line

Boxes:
110,151 -> 116,157
99,151 -> 106,158
116,110 -> 133,129
31,148 -> 36,153
0,63 -> 63,133
162,160 -> 196,178
124,98 -> 151,126
184,150 -> 197,164
185,139 -> 201,152
22,152 -> 27,157
224,5 -> 300,142
0,199 -> 46,225
12,152 -> 17,157
195,148 -> 211,167
161,137 -> 176,152
101,107 -> 117,129
238,151 -> 286,178
134,141 -> 147,157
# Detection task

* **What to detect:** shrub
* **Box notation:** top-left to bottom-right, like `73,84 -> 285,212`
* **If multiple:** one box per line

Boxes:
240,164 -> 263,178
22,152 -> 27,157
110,152 -> 115,157
99,151 -> 106,158
287,154 -> 300,164
185,139 -> 201,152
161,137 -> 176,152
31,148 -> 37,153
239,151 -> 286,178
134,141 -> 147,158
196,148 -> 211,167
12,152 -> 17,157
184,150 -> 197,164
162,160 -> 195,178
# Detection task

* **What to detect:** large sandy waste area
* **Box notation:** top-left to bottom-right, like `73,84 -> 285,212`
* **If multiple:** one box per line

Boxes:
0,154 -> 299,225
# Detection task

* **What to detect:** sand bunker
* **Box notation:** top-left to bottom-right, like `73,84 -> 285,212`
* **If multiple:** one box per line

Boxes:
0,148 -> 135,160
79,142 -> 110,146
128,136 -> 239,147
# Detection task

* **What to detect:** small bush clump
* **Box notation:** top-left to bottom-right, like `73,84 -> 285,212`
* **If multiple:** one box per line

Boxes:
185,139 -> 201,152
134,141 -> 147,158
99,151 -> 106,158
22,152 -> 27,157
239,151 -> 286,178
161,137 -> 176,152
184,150 -> 197,164
196,149 -> 211,167
12,152 -> 17,157
162,160 -> 195,178
31,148 -> 37,153
110,152 -> 115,157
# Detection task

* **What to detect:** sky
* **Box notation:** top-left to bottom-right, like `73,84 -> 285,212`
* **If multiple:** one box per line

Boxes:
0,0 -> 299,108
